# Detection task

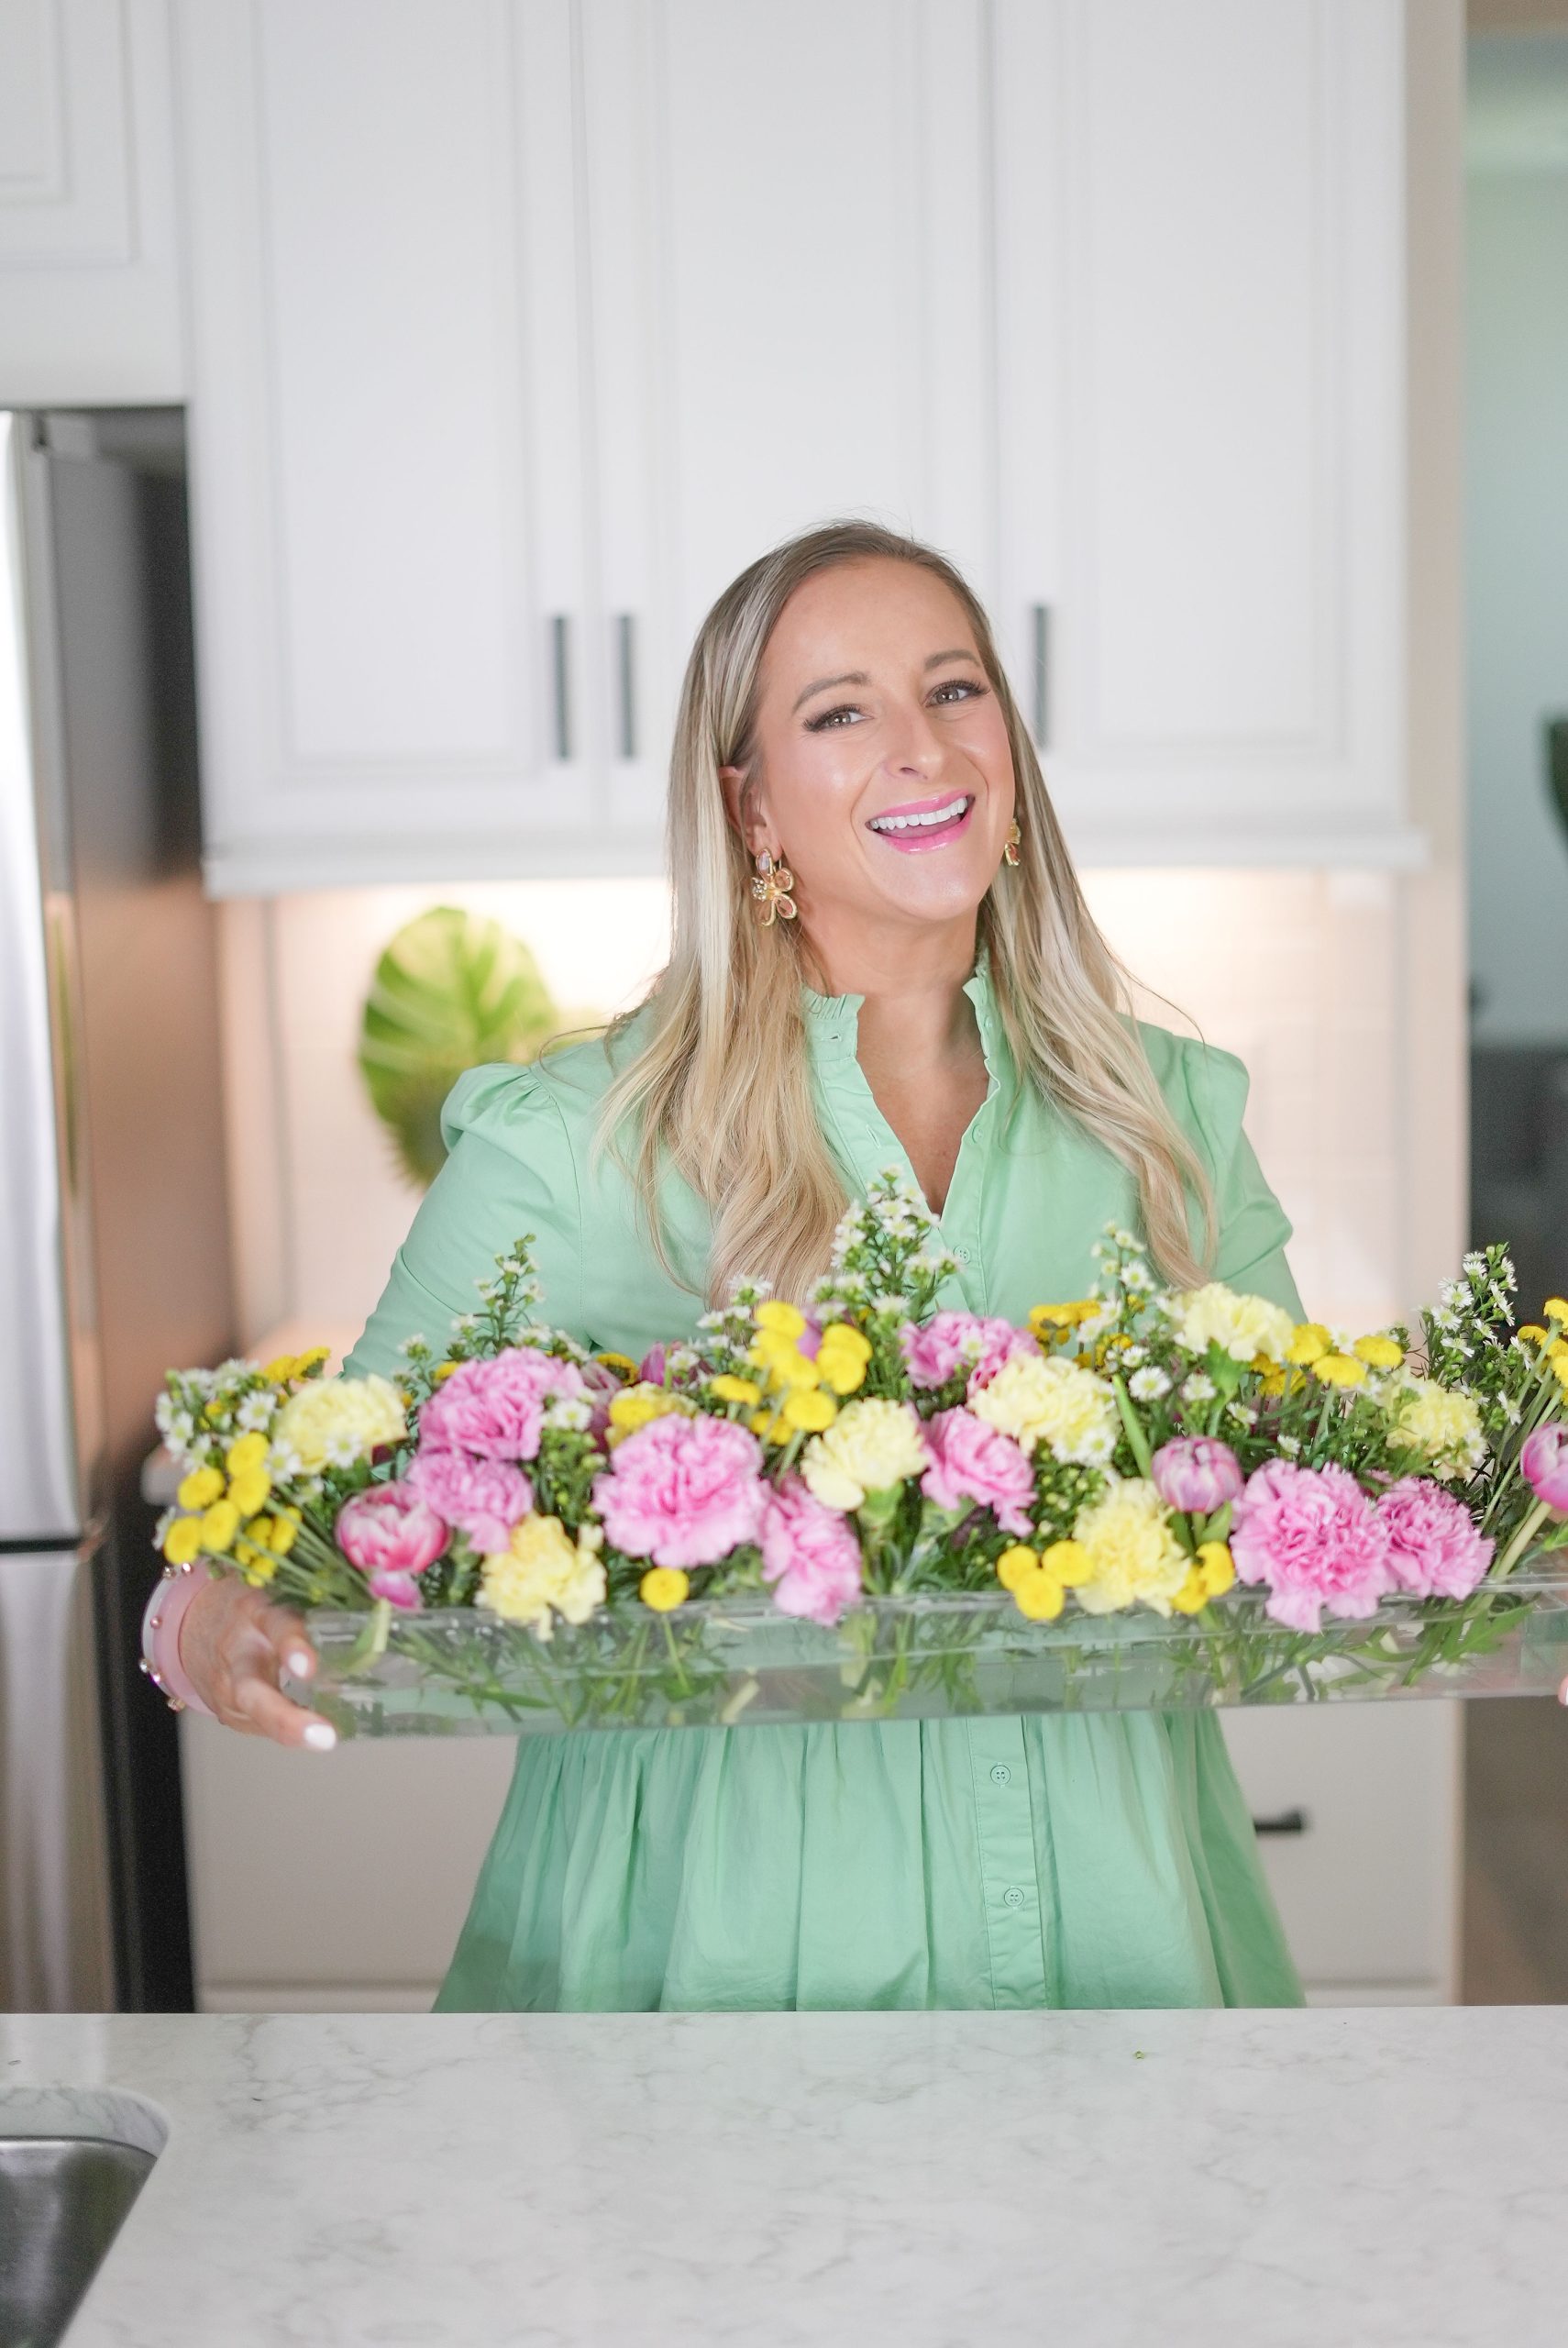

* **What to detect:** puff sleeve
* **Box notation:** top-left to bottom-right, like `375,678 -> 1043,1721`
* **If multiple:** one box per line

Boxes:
1177,1040 -> 1305,1321
341,1064 -> 584,1381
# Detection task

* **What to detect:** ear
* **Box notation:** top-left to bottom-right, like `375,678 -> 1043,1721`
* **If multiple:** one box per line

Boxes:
719,763 -> 775,858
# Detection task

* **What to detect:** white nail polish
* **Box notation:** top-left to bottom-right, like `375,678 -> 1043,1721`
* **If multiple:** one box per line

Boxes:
303,1722 -> 337,1751
285,1650 -> 314,1678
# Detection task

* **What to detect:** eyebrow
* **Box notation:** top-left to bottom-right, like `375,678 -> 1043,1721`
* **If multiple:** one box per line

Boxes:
790,648 -> 981,716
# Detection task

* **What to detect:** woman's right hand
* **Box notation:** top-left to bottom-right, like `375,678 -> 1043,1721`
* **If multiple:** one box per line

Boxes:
178,1573 -> 337,1749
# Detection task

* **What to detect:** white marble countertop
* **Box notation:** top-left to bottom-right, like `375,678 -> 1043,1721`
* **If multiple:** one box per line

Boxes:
6,2007 -> 1568,2345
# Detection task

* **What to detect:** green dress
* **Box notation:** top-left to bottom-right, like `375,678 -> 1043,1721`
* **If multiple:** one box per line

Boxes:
344,954 -> 1306,2012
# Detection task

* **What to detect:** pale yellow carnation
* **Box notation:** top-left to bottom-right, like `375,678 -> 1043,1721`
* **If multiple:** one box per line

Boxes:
799,1398 -> 929,1512
1070,1479 -> 1191,1617
970,1353 -> 1119,1465
1386,1377 -> 1486,1482
270,1374 -> 404,1473
478,1513 -> 606,1639
1172,1283 -> 1295,1365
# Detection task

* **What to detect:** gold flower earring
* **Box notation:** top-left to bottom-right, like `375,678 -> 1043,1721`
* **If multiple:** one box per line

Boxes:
1003,819 -> 1021,868
751,847 -> 797,925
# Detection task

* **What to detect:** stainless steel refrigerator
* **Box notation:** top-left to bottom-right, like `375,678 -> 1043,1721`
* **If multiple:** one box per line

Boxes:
1,407 -> 234,2010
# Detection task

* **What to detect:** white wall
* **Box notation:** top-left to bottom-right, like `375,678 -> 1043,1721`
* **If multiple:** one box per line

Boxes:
1466,39 -> 1568,1043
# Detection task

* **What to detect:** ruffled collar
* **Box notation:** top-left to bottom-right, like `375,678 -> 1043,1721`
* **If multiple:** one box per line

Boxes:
801,941 -> 1000,1068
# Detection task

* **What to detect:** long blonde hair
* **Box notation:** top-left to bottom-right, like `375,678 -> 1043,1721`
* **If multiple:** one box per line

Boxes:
596,519 -> 1215,1304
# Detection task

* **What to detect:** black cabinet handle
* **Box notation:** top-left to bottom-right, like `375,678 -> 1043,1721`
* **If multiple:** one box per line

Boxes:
1031,602 -> 1050,749
1251,1808 -> 1310,1836
549,614 -> 572,760
614,613 -> 637,759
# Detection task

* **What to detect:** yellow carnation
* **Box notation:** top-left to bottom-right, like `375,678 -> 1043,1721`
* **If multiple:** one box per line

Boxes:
271,1375 -> 404,1473
1069,1479 -> 1190,1617
177,1466 -> 224,1511
1173,1284 -> 1295,1365
815,1324 -> 872,1395
639,1567 -> 690,1612
970,1354 -> 1119,1465
799,1399 -> 929,1512
478,1514 -> 605,1639
606,1385 -> 692,1445
1286,1322 -> 1332,1367
1386,1378 -> 1486,1481
1353,1334 -> 1405,1370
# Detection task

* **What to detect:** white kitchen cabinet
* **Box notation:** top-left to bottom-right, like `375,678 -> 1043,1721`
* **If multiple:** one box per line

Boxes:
0,0 -> 185,402
994,0 -> 1415,867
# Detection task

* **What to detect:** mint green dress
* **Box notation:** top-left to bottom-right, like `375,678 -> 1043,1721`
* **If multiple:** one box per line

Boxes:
344,956 -> 1306,2012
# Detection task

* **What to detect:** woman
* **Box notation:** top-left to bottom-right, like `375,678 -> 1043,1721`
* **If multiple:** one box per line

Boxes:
173,519 -> 1306,2012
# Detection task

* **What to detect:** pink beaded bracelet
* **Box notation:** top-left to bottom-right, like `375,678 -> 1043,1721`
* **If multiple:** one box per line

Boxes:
139,1557 -> 217,1716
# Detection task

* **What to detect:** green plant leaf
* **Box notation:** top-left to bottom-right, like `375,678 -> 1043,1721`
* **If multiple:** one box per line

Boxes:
358,906 -> 562,1188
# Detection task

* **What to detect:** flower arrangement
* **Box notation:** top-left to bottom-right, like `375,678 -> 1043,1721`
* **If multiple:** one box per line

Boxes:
152,1177 -> 1568,1733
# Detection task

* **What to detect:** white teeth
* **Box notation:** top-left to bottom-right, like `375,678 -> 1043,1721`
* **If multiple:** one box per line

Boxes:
869,795 -> 971,835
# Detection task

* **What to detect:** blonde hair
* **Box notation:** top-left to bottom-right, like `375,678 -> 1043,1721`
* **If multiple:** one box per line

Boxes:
595,519 -> 1215,1305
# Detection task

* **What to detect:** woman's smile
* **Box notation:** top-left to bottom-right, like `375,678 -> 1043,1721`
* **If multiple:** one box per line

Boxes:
866,790 -> 977,851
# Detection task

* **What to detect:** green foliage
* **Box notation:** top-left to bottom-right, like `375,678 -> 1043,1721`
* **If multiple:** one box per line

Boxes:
357,906 -> 562,1188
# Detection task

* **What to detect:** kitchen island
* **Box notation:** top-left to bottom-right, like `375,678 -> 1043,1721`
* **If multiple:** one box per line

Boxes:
5,2006 -> 1567,2345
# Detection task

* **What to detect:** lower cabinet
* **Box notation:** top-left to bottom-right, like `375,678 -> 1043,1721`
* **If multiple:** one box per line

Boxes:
182,1704 -> 1462,2010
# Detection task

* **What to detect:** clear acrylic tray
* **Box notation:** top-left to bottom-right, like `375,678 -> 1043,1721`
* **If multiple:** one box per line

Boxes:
288,1564 -> 1568,1738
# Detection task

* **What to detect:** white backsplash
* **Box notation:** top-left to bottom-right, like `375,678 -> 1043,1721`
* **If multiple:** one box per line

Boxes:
219,869 -> 1408,1354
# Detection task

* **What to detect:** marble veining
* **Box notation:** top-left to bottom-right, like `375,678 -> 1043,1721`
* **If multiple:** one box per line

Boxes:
4,2008 -> 1568,2345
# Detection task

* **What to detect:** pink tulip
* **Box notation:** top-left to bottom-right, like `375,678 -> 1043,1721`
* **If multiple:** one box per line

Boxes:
1151,1436 -> 1244,1515
336,1482 -> 449,1609
1521,1425 -> 1568,1518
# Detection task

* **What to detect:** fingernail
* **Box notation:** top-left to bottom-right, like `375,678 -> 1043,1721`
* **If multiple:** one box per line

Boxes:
303,1722 -> 337,1751
285,1649 -> 314,1678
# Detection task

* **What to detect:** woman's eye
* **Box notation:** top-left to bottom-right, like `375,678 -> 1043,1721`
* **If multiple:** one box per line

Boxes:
932,679 -> 987,705
805,704 -> 863,732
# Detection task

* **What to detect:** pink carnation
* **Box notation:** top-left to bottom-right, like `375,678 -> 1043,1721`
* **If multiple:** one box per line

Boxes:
920,1407 -> 1036,1537
417,1346 -> 584,1464
335,1483 -> 449,1611
406,1447 -> 532,1553
758,1475 -> 865,1625
1522,1424 -> 1568,1517
1151,1437 -> 1244,1516
900,1312 -> 1039,1392
1230,1458 -> 1394,1633
1375,1476 -> 1494,1600
591,1412 -> 766,1569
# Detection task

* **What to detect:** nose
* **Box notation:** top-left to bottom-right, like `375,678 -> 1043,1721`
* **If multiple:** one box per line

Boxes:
882,694 -> 946,775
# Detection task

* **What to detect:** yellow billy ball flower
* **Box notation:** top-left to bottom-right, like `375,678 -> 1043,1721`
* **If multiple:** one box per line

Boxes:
1197,1540 -> 1236,1598
710,1374 -> 762,1407
1040,1538 -> 1090,1587
814,1324 -> 872,1396
593,1351 -> 639,1381
177,1465 -> 225,1511
755,1300 -> 807,1340
199,1500 -> 240,1554
1544,1298 -> 1568,1326
1311,1353 -> 1367,1389
639,1567 -> 690,1612
1013,1572 -> 1066,1621
996,1545 -> 1039,1592
227,1465 -> 271,1517
226,1432 -> 270,1475
162,1515 -> 204,1566
1353,1334 -> 1404,1371
1170,1567 -> 1209,1616
780,1387 -> 837,1434
1286,1323 -> 1332,1367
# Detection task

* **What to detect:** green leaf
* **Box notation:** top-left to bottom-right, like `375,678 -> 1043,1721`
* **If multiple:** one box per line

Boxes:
357,906 -> 564,1188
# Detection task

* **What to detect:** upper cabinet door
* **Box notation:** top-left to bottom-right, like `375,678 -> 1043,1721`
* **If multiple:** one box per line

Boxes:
995,0 -> 1411,865
177,0 -> 604,894
579,0 -> 1000,829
